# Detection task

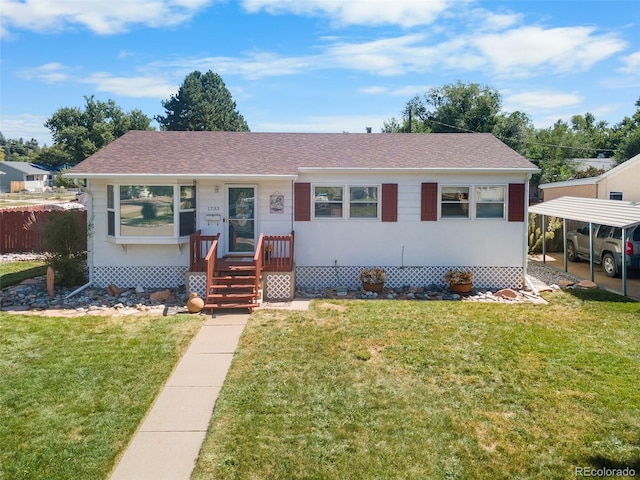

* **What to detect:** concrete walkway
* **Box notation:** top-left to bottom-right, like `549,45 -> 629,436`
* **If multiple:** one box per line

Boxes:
109,312 -> 249,480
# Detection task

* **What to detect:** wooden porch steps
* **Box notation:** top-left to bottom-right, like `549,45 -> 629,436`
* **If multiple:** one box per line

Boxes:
204,257 -> 261,313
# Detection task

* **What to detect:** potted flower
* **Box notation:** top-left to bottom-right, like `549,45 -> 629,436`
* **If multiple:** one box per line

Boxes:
359,267 -> 386,292
444,268 -> 474,294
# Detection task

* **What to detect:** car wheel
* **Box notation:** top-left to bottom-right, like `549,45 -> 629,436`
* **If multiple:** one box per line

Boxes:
567,241 -> 578,262
602,252 -> 619,277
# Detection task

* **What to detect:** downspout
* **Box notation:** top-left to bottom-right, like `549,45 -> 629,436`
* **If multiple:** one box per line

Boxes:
523,174 -> 532,287
66,178 -> 93,299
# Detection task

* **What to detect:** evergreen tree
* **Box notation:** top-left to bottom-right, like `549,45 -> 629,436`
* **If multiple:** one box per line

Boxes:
156,70 -> 250,132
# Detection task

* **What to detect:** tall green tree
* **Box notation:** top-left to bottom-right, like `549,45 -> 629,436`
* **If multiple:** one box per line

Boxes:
382,81 -> 534,153
0,132 -> 41,162
44,95 -> 153,165
612,98 -> 640,161
383,82 -> 505,134
156,70 -> 250,132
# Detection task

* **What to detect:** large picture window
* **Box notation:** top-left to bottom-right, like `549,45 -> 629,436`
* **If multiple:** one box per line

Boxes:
107,184 -> 196,238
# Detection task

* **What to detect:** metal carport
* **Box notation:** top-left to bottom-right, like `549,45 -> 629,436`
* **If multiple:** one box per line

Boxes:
529,196 -> 640,297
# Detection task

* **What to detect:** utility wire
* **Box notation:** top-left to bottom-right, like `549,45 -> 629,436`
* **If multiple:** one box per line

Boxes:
414,116 -> 619,154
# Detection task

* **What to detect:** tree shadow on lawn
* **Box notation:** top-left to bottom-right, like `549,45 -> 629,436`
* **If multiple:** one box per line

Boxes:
583,454 -> 640,473
564,288 -> 638,303
0,265 -> 48,289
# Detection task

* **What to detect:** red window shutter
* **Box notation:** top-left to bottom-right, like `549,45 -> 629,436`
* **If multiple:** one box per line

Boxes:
381,183 -> 398,222
294,183 -> 311,221
421,182 -> 438,221
508,183 -> 526,222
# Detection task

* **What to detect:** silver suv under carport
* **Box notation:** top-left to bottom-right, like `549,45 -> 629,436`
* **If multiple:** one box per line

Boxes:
566,224 -> 640,277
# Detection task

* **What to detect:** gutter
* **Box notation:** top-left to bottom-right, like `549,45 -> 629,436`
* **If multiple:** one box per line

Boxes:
66,179 -> 94,298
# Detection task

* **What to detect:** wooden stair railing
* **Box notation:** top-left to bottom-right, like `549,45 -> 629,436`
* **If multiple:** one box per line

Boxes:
189,230 -> 220,272
262,232 -> 294,271
200,232 -> 294,313
203,236 -> 264,313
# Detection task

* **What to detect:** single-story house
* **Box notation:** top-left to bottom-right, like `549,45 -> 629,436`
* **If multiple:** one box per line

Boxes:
539,153 -> 640,202
0,161 -> 51,192
65,131 -> 538,309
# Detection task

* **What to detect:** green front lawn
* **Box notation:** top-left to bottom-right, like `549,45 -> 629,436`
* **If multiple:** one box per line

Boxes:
194,290 -> 640,479
0,312 -> 203,480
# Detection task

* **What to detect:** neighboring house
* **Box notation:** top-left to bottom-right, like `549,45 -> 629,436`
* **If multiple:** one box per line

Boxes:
0,161 -> 51,192
539,153 -> 640,202
568,157 -> 617,173
65,131 -> 538,299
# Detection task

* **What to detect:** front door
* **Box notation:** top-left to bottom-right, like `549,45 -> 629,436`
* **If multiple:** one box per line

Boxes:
226,185 -> 256,254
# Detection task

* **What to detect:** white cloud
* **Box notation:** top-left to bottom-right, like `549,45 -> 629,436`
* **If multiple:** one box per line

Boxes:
473,26 -> 626,76
469,8 -> 521,31
82,73 -> 177,98
1,0 -> 215,35
18,62 -> 177,99
157,25 -> 625,81
619,51 -> 640,75
359,86 -> 388,95
241,0 -> 462,28
504,91 -> 583,112
0,114 -> 52,145
18,63 -> 72,84
388,85 -> 434,97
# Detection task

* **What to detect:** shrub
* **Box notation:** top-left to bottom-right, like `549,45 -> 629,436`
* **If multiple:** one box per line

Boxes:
40,210 -> 88,287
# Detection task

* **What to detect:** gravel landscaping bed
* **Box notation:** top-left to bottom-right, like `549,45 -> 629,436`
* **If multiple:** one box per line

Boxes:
1,254 -> 590,314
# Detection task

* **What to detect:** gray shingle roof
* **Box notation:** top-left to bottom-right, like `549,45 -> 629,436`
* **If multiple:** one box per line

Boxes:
0,161 -> 50,175
66,131 -> 538,177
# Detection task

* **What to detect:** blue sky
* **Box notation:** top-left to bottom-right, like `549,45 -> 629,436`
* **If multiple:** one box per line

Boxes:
1,0 -> 639,146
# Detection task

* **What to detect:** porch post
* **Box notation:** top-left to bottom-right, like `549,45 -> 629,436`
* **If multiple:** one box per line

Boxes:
589,222 -> 595,282
622,228 -> 628,296
542,214 -> 546,264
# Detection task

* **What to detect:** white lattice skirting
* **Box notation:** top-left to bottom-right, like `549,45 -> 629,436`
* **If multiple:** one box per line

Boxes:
264,272 -> 295,301
296,266 -> 523,290
186,272 -> 207,299
94,265 -> 523,292
93,265 -> 189,288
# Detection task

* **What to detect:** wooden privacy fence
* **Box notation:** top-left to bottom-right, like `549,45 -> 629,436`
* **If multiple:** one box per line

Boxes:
0,208 -> 88,253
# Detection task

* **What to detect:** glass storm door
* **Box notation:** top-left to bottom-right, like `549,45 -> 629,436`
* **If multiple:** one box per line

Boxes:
226,186 -> 256,254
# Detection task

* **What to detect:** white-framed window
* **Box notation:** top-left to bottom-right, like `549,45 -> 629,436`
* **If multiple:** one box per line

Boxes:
441,186 -> 470,218
475,186 -> 505,219
107,185 -> 115,236
313,185 -> 380,219
440,185 -> 506,220
107,184 -> 196,239
349,186 -> 378,218
314,186 -> 343,218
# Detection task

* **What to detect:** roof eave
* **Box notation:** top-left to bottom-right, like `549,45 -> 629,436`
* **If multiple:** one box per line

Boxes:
297,167 -> 539,174
63,172 -> 298,181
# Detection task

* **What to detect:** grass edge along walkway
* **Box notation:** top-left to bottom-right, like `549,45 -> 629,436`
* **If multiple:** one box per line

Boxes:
0,312 -> 203,480
193,290 -> 640,480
